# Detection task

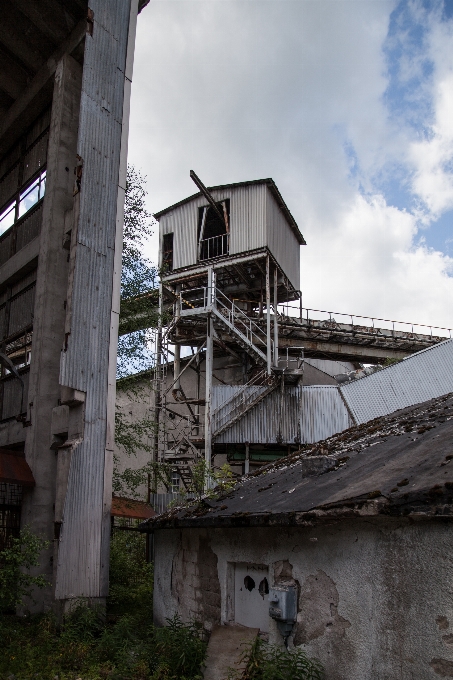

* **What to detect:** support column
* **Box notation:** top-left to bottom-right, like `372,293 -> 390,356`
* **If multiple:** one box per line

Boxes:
244,443 -> 250,475
21,54 -> 83,612
266,256 -> 271,375
174,285 -> 181,390
204,268 -> 215,474
152,283 -> 163,464
55,0 -> 139,605
273,267 -> 279,368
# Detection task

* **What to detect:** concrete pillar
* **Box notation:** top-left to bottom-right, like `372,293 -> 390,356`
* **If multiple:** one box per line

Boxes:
21,54 -> 82,611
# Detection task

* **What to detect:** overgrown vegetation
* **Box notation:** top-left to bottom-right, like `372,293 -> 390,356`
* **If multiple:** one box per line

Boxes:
0,527 -> 49,612
228,637 -> 324,680
0,529 -> 207,680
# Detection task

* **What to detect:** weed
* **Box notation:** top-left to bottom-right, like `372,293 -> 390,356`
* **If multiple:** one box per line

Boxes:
228,637 -> 324,680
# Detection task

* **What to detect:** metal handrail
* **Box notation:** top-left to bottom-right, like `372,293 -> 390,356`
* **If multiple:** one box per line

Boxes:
276,301 -> 452,339
199,233 -> 229,261
215,289 -> 268,350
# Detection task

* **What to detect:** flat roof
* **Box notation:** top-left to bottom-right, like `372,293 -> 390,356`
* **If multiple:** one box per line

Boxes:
154,178 -> 306,246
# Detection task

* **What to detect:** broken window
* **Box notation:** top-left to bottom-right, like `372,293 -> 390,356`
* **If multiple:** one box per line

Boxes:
0,169 -> 46,237
197,199 -> 230,261
162,233 -> 174,271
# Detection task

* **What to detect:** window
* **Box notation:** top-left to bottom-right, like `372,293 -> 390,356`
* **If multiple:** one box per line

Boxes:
171,470 -> 181,494
0,169 -> 46,237
162,233 -> 174,271
0,203 -> 15,235
197,199 -> 230,261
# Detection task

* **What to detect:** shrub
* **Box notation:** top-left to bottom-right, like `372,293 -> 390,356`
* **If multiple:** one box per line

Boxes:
0,526 -> 49,611
108,527 -> 153,619
229,637 -> 324,680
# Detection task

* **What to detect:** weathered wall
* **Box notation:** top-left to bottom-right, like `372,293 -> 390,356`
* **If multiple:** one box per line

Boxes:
154,520 -> 453,679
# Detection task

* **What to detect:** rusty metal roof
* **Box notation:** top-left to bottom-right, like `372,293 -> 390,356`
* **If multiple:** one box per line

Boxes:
0,449 -> 35,487
143,392 -> 453,530
111,496 -> 156,520
154,178 -> 306,246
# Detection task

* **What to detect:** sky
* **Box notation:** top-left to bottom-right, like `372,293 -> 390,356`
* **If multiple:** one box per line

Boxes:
128,0 -> 453,334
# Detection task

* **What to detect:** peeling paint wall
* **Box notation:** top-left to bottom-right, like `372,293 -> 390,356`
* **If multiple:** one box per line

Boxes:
154,520 -> 453,679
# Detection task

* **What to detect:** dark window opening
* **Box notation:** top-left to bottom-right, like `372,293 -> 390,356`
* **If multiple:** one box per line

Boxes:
162,233 -> 174,271
258,577 -> 269,599
198,199 -> 230,261
244,574 -> 255,591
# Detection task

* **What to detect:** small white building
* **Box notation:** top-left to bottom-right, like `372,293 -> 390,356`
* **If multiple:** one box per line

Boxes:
144,392 -> 453,679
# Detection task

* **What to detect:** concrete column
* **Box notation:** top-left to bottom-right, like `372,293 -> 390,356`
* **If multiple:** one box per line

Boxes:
21,54 -> 82,611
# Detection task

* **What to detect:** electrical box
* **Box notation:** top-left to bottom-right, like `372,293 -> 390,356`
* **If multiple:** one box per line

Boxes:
268,584 -> 297,639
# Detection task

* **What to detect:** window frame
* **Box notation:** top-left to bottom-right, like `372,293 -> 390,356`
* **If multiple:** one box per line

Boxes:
0,168 -> 46,238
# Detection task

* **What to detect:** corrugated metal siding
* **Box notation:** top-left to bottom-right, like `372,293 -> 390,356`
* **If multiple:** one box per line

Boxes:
266,189 -> 300,290
229,183 -> 267,255
341,339 -> 453,424
213,384 -> 351,444
56,0 -> 132,600
159,184 -> 269,270
300,386 -> 351,443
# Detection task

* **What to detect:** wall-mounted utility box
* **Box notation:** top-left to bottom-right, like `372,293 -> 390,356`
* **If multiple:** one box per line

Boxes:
269,584 -> 297,638
269,584 -> 297,622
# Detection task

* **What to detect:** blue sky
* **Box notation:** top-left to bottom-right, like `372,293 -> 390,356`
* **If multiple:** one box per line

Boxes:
128,0 -> 453,330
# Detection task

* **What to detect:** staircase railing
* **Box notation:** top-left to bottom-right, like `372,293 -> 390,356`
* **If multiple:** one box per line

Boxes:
214,289 -> 268,351
179,286 -> 271,364
212,369 -> 267,430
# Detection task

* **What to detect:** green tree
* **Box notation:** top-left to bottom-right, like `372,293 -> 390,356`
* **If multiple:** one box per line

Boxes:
114,166 -> 161,500
117,165 -> 159,378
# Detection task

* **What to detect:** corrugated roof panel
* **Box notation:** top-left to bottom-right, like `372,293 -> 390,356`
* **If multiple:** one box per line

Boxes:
341,338 -> 453,424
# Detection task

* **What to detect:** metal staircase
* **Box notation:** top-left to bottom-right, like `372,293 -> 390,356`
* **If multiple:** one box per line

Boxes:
180,286 -> 270,368
212,369 -> 280,438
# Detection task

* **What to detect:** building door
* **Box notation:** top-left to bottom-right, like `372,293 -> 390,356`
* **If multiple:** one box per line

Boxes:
234,562 -> 269,632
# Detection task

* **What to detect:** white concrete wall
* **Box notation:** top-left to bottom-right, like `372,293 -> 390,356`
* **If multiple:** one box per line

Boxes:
153,520 -> 453,679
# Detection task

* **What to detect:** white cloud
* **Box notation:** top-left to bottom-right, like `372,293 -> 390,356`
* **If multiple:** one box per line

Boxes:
302,192 -> 453,329
129,0 -> 453,331
409,17 -> 453,220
